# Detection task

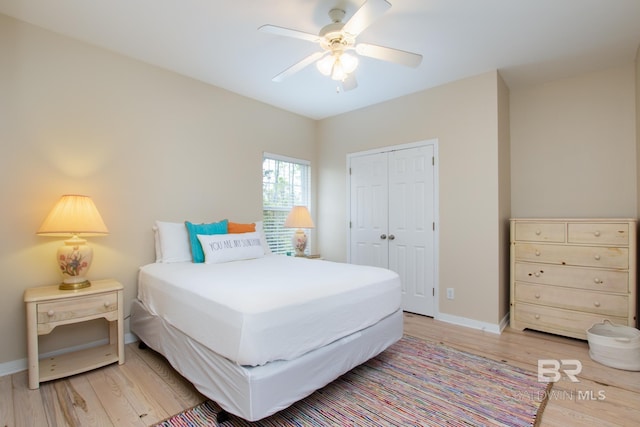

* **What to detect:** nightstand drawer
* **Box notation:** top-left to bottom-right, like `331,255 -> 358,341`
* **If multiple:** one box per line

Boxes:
37,292 -> 117,324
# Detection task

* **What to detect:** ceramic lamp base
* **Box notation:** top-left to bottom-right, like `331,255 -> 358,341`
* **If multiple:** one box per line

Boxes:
57,236 -> 93,290
292,229 -> 308,257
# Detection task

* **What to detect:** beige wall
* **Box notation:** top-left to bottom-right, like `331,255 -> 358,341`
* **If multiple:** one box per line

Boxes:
637,46 -> 640,216
510,65 -> 637,218
317,71 -> 507,326
0,14 -> 317,366
497,74 -> 511,320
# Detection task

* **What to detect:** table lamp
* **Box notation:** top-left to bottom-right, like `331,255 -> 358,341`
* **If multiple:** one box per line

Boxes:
37,195 -> 109,290
284,206 -> 315,257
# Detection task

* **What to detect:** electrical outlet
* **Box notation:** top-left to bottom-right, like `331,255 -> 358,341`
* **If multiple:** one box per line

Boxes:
446,288 -> 455,300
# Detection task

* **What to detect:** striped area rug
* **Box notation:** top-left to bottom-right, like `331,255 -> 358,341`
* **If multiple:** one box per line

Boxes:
154,335 -> 551,426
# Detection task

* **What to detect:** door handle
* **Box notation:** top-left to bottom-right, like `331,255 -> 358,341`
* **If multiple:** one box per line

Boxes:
380,234 -> 387,240
388,234 -> 395,240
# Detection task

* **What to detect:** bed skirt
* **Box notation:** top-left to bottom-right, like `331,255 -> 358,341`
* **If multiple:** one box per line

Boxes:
130,300 -> 403,421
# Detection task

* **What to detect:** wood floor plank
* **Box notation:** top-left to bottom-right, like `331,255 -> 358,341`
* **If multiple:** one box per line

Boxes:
128,343 -> 204,408
85,366 -> 146,426
0,374 -> 15,426
11,371 -> 49,427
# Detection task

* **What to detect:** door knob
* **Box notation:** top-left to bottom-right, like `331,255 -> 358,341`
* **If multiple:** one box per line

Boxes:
388,234 -> 395,240
380,234 -> 387,240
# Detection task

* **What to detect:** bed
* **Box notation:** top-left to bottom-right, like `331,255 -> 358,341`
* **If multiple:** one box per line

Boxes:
131,222 -> 402,421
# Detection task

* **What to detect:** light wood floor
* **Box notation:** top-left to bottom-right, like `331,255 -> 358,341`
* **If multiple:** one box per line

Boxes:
1,313 -> 639,426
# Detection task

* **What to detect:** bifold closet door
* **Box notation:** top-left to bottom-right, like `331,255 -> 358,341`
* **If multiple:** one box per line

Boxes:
349,145 -> 435,316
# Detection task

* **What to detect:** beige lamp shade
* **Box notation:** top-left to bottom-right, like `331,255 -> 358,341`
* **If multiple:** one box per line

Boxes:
284,206 -> 315,229
37,195 -> 109,236
284,206 -> 314,257
37,195 -> 108,290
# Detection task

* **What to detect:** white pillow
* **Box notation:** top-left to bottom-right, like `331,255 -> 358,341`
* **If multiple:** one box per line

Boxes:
198,232 -> 265,264
254,220 -> 273,255
155,221 -> 192,263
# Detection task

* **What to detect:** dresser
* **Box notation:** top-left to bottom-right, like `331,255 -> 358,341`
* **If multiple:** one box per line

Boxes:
510,218 -> 637,340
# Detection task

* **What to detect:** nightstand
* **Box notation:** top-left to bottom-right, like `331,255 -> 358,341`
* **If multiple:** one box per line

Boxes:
24,278 -> 124,389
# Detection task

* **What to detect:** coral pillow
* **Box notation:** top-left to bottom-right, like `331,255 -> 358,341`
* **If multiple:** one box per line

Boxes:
228,221 -> 256,234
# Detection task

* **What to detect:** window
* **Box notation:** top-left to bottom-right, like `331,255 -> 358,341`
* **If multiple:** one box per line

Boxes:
262,153 -> 311,255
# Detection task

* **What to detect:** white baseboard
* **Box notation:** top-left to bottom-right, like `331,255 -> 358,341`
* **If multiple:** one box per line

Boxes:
0,332 -> 138,378
435,311 -> 510,335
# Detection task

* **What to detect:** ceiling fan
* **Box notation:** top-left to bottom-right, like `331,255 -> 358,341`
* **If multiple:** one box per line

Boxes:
259,0 -> 422,91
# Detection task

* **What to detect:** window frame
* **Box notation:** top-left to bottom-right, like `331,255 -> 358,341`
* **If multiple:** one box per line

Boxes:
262,152 -> 312,255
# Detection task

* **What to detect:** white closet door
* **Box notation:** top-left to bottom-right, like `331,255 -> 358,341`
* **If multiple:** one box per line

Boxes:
349,142 -> 437,317
388,145 -> 435,316
349,152 -> 389,268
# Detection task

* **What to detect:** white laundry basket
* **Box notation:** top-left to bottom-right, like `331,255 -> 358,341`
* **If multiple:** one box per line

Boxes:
586,320 -> 640,371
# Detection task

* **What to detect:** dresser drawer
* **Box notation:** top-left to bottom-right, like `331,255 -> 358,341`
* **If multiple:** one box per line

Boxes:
514,243 -> 628,269
514,222 -> 565,243
514,262 -> 628,293
514,282 -> 628,317
513,303 -> 628,340
37,292 -> 118,324
568,222 -> 629,245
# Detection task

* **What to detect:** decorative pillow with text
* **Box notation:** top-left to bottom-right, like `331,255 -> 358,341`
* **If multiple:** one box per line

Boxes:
197,231 -> 265,264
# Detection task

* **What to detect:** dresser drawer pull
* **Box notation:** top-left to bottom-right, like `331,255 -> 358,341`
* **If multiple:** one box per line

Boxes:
535,229 -> 541,235
594,277 -> 602,284
594,254 -> 601,260
534,314 -> 540,319
594,231 -> 601,237
594,302 -> 601,307
47,310 -> 55,317
534,293 -> 540,299
104,301 -> 110,308
534,272 -> 540,277
535,250 -> 540,256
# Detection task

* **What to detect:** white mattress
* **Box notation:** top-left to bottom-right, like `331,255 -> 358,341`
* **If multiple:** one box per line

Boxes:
137,255 -> 401,366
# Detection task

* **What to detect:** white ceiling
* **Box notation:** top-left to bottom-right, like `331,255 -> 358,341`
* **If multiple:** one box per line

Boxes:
2,0 -> 640,120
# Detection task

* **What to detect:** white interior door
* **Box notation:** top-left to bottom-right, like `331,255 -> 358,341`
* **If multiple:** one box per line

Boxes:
349,143 -> 436,317
349,152 -> 388,268
388,146 -> 435,316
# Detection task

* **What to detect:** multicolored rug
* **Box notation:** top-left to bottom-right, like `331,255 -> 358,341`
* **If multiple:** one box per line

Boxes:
154,335 -> 551,426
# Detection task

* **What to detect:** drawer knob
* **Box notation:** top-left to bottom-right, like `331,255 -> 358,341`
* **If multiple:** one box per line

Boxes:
535,250 -> 540,256
104,301 -> 110,308
594,278 -> 602,284
594,231 -> 601,237
534,293 -> 541,299
47,310 -> 55,317
534,314 -> 540,319
594,254 -> 601,261
594,302 -> 601,307
535,229 -> 541,235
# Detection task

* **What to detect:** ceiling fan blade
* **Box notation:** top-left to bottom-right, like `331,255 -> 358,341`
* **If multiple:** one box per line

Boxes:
341,74 -> 358,91
272,51 -> 327,82
356,43 -> 422,67
258,24 -> 321,43
343,0 -> 392,37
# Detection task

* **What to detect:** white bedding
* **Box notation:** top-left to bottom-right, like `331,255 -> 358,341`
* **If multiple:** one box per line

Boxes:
137,255 -> 401,366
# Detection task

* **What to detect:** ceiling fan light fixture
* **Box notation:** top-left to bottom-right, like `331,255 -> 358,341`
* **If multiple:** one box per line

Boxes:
316,55 -> 335,76
340,52 -> 358,74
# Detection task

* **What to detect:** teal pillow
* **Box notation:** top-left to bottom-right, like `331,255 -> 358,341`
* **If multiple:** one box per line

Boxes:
185,219 -> 228,263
